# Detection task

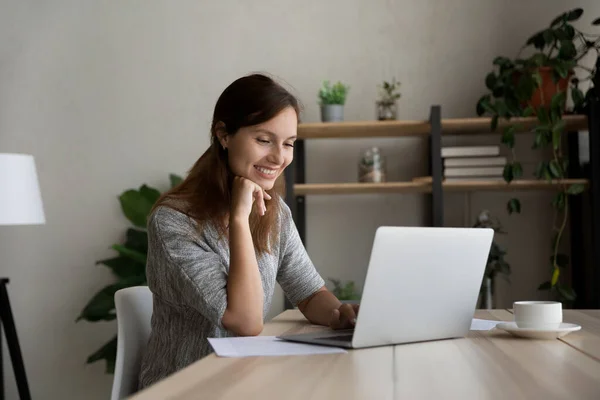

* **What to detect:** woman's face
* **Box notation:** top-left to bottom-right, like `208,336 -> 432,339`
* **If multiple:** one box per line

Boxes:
219,107 -> 297,191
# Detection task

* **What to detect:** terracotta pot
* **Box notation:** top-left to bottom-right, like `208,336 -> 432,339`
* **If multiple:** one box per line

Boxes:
528,66 -> 572,109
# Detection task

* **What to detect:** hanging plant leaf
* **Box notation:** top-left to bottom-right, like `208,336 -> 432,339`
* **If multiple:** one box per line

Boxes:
566,8 -> 583,22
503,163 -> 514,182
592,17 -> 600,25
551,267 -> 560,286
507,198 -> 521,214
552,120 -> 566,150
538,281 -> 552,291
501,125 -> 516,148
567,183 -> 585,195
549,160 -> 562,178
557,286 -> 577,301
512,162 -> 523,179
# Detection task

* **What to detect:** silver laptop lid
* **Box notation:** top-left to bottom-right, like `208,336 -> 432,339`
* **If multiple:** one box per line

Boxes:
352,226 -> 493,348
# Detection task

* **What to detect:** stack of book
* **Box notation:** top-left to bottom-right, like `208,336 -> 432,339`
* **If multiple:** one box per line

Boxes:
441,145 -> 505,181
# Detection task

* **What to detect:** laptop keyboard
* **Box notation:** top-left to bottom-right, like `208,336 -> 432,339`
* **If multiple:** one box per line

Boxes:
324,334 -> 354,342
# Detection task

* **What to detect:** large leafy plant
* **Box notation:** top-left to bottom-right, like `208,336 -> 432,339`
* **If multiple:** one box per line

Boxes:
76,173 -> 182,373
476,8 -> 600,303
328,278 -> 361,301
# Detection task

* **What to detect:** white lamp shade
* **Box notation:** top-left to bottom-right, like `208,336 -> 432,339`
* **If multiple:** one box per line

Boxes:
0,153 -> 46,225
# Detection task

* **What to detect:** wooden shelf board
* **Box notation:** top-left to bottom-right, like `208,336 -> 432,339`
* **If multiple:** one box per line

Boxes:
442,114 -> 587,135
442,178 -> 589,191
297,115 -> 588,139
294,181 -> 430,195
293,179 -> 589,195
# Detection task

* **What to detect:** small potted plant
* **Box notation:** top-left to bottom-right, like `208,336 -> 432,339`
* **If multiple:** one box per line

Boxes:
318,80 -> 349,122
376,78 -> 401,120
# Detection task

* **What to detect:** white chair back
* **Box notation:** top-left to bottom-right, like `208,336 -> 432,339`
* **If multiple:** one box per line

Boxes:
111,286 -> 153,400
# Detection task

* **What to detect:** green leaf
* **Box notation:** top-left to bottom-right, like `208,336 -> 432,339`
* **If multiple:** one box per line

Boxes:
542,29 -> 554,45
501,125 -> 516,148
552,192 -> 566,211
125,228 -> 148,253
551,267 -> 560,286
87,336 -> 117,374
552,120 -> 566,150
526,30 -> 546,50
503,163 -> 514,183
549,160 -> 562,178
566,8 -> 583,22
493,56 -> 512,67
119,190 -> 155,228
537,107 -> 550,125
523,105 -> 535,117
491,115 -> 499,132
485,73 -> 497,90
593,17 -> 600,26
534,161 -> 548,179
551,92 -> 566,111
571,88 -> 585,109
507,198 -> 521,214
139,185 -> 161,206
169,173 -> 183,188
512,162 -> 523,179
76,278 -> 141,323
564,25 -> 575,39
551,253 -> 570,268
558,40 -> 576,59
567,183 -> 585,195
538,281 -> 552,291
557,286 -> 577,302
111,244 -> 147,264
96,256 -> 145,279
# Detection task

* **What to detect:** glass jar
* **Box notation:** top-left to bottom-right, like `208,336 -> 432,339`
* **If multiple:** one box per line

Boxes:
358,147 -> 387,183
377,101 -> 397,120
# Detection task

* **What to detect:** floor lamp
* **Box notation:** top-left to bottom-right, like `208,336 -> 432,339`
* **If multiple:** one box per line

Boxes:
0,153 -> 45,400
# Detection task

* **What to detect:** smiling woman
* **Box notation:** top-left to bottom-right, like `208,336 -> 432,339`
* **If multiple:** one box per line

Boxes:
137,74 -> 359,390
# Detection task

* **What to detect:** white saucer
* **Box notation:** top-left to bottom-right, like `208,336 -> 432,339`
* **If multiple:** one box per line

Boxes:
496,322 -> 581,340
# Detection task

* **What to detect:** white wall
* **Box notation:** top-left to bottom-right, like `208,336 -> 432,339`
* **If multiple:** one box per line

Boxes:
0,0 -> 597,398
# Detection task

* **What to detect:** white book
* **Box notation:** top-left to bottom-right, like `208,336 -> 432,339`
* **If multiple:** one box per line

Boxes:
444,166 -> 504,177
441,146 -> 500,158
444,176 -> 505,182
444,156 -> 507,167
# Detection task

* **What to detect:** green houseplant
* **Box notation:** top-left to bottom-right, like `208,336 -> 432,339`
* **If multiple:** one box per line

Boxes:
318,80 -> 350,122
376,78 -> 401,120
76,173 -> 182,373
328,278 -> 361,303
473,210 -> 511,309
475,8 -> 600,303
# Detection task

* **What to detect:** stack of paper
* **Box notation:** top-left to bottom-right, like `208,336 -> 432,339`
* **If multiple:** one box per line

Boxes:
208,336 -> 347,357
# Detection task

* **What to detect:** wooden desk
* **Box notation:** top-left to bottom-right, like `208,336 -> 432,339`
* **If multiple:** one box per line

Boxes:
130,309 -> 600,400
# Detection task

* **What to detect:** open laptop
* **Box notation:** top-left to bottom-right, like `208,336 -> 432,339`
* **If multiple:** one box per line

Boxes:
277,226 -> 493,349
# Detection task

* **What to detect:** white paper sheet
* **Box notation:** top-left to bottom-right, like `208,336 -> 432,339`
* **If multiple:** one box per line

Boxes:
208,336 -> 347,357
470,318 -> 502,331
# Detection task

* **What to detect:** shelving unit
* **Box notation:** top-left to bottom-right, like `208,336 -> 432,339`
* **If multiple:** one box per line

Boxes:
284,104 -> 600,309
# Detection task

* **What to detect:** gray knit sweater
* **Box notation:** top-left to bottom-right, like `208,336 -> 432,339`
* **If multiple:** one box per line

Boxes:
138,199 -> 325,389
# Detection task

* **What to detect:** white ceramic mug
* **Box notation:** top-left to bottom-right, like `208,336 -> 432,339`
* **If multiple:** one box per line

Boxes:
513,301 -> 562,329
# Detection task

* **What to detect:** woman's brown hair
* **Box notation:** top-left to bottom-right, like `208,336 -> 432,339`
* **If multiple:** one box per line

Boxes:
152,73 -> 301,254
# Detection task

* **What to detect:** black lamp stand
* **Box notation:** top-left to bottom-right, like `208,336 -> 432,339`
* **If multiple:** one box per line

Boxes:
0,278 -> 31,400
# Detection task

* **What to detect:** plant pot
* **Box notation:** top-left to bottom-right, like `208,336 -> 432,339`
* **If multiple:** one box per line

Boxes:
527,66 -> 573,110
320,104 -> 344,122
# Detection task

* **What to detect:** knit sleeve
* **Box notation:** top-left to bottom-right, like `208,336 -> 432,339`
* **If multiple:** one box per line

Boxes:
146,206 -> 228,328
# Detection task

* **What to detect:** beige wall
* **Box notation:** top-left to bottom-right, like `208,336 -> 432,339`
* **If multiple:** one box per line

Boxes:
0,0 -> 597,398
